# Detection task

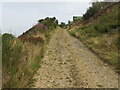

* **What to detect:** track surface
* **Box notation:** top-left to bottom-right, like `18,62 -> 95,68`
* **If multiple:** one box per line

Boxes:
33,27 -> 118,88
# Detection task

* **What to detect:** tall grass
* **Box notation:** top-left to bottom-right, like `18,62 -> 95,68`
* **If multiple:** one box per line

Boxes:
69,4 -> 119,70
2,34 -> 44,88
2,20 -> 57,87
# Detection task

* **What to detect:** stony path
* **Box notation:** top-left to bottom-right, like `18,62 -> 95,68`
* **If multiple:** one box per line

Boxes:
33,27 -> 118,88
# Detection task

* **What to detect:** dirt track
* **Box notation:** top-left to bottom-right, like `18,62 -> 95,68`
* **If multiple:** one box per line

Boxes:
33,27 -> 118,88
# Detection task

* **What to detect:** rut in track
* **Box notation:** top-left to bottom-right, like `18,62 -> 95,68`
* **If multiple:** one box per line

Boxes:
33,27 -> 118,88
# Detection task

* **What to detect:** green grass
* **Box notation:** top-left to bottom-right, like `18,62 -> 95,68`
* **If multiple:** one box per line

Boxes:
69,4 -> 119,70
2,34 -> 44,88
2,21 -> 57,88
97,84 -> 103,87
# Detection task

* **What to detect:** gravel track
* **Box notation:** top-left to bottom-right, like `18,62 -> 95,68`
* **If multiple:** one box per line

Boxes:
33,27 -> 118,88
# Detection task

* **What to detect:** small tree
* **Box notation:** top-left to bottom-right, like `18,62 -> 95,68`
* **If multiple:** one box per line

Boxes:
38,19 -> 44,23
68,20 -> 71,25
59,22 -> 66,28
83,1 -> 111,20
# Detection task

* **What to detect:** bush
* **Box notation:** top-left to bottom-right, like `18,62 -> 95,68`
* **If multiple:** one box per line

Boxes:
94,25 -> 99,31
38,17 -> 58,30
2,40 -> 43,87
83,2 -> 112,20
2,33 -> 15,65
2,33 -> 15,44
69,32 -> 76,37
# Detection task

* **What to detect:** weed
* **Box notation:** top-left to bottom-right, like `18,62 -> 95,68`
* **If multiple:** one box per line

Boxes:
97,84 -> 103,87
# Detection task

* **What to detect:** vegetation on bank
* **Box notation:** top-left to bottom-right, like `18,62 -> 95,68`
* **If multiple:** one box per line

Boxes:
68,2 -> 119,71
19,17 -> 58,44
82,2 -> 115,20
2,1 -> 119,88
2,17 -> 58,88
59,22 -> 67,28
2,34 -> 44,88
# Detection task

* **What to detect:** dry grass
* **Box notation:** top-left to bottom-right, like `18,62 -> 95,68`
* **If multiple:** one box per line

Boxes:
68,4 -> 119,71
2,39 -> 44,88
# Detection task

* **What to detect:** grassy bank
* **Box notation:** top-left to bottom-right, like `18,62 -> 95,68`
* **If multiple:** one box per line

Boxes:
2,30 -> 55,88
2,17 -> 58,88
68,4 -> 119,71
2,34 -> 44,88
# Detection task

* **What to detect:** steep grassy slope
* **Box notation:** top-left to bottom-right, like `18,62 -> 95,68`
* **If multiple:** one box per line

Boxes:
2,37 -> 43,87
68,3 -> 119,70
2,17 -> 58,88
18,17 -> 58,44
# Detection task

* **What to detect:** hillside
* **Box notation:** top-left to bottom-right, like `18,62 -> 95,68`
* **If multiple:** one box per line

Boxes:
2,17 -> 58,88
68,2 -> 119,71
2,2 -> 119,88
32,2 -> 118,88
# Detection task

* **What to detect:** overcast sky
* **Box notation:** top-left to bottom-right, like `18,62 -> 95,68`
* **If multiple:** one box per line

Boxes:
1,2 -> 91,36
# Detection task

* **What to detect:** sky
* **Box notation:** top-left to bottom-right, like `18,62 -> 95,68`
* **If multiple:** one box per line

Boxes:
1,2 -> 91,36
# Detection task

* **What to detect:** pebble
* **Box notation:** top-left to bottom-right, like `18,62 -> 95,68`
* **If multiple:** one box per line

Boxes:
33,29 -> 118,88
